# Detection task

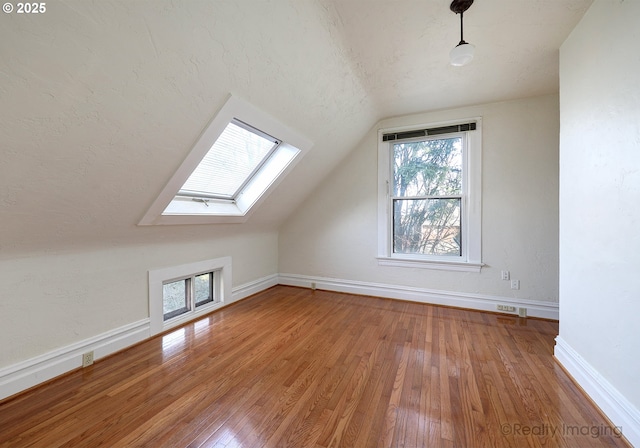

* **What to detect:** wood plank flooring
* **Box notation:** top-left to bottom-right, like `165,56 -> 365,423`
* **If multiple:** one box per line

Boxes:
0,286 -> 630,447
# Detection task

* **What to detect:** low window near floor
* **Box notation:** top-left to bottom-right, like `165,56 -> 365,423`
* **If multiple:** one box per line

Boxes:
163,271 -> 220,321
149,256 -> 231,335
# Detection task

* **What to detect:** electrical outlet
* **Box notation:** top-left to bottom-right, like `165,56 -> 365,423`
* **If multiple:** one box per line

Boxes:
497,304 -> 516,313
518,307 -> 528,318
82,351 -> 94,367
501,270 -> 510,281
510,279 -> 520,290
311,282 -> 316,290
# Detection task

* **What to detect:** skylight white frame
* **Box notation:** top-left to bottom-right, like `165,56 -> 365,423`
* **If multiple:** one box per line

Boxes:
139,95 -> 312,225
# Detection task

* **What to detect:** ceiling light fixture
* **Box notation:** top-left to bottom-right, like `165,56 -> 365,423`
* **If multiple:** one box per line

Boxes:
449,0 -> 475,66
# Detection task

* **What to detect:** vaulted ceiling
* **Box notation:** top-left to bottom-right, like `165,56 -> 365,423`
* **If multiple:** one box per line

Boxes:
0,0 -> 592,255
321,0 -> 592,116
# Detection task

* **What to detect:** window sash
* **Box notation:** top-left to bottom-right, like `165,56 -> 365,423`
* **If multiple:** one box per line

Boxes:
162,271 -> 220,322
163,278 -> 191,321
194,272 -> 215,307
388,132 -> 468,260
178,119 -> 281,201
392,197 -> 462,257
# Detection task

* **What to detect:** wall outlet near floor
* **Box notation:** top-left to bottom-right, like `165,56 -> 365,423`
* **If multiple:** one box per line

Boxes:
518,308 -> 528,318
310,282 -> 316,290
501,270 -> 510,281
510,279 -> 520,290
82,351 -> 94,367
497,304 -> 516,313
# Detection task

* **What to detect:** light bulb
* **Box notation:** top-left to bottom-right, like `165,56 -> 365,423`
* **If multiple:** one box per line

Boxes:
450,42 -> 475,66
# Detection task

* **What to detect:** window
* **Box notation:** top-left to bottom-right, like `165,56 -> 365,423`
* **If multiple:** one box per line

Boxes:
163,278 -> 190,320
139,95 -> 312,225
194,272 -> 215,306
162,271 -> 219,321
377,119 -> 482,272
393,135 -> 463,257
178,119 -> 281,200
149,257 -> 231,335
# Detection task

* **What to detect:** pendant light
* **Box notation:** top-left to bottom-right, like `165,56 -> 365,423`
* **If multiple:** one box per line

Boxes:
449,0 -> 475,66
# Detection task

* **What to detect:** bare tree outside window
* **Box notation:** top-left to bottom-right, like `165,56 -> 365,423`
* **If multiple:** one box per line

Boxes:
392,136 -> 463,256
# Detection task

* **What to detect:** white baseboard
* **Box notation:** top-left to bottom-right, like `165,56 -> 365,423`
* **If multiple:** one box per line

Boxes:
232,274 -> 279,302
0,319 -> 150,401
278,273 -> 559,320
0,275 -> 279,402
554,337 -> 639,447
0,273 -> 558,404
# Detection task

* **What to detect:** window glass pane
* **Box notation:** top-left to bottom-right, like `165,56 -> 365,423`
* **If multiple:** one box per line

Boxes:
393,198 -> 461,256
393,137 -> 462,197
180,121 -> 278,198
194,272 -> 213,307
163,279 -> 190,320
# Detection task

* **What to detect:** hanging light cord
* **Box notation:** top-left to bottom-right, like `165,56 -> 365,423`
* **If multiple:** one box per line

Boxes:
459,11 -> 466,45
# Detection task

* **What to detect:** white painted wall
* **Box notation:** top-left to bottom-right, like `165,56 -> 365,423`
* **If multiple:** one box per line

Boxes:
0,231 -> 277,367
279,95 -> 560,304
557,0 -> 640,439
0,0 -> 376,256
1,0 -> 374,392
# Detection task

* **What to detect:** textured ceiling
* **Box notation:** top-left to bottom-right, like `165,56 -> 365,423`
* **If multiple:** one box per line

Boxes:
0,0 -> 592,255
320,0 -> 593,117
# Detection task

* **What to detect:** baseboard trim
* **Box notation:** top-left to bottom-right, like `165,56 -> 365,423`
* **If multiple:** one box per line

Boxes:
0,273 -> 558,403
0,319 -> 150,402
278,273 -> 559,320
554,336 -> 639,447
0,275 -> 280,402
232,274 -> 279,302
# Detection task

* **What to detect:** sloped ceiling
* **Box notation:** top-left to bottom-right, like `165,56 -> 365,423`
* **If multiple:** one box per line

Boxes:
321,0 -> 593,117
0,0 -> 592,255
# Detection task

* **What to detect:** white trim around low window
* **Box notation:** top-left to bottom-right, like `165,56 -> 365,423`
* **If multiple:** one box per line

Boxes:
148,256 -> 232,336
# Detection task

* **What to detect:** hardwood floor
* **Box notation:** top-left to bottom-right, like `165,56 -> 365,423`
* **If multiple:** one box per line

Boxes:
0,286 -> 629,447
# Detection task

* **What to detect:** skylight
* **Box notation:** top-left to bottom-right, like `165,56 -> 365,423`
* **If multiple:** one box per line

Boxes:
139,95 -> 311,225
178,119 -> 281,200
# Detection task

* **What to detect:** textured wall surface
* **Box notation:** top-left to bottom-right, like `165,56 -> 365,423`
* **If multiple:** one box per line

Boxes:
559,0 -> 640,410
279,95 -> 560,302
0,0 -> 372,369
0,231 -> 277,367
0,0 -> 590,383
0,0 -> 376,256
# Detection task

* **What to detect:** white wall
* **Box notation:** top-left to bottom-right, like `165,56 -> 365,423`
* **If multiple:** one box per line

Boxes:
557,0 -> 640,443
0,231 -> 277,368
279,95 -> 560,308
1,0 -> 374,398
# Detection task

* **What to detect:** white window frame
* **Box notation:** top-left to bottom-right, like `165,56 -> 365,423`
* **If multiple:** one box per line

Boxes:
148,256 -> 232,335
377,118 -> 483,272
138,95 -> 312,225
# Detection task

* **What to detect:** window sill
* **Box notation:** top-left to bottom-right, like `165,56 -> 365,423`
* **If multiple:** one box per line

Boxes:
162,300 -> 226,334
377,257 -> 484,273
